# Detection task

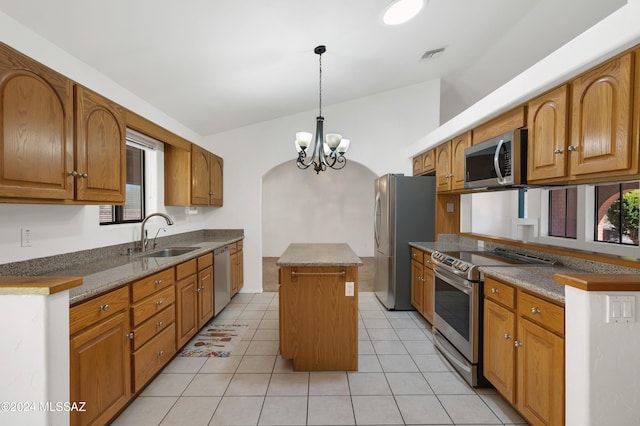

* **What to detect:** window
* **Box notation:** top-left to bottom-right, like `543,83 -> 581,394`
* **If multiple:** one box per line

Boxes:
99,145 -> 145,225
548,187 -> 577,238
595,182 -> 639,245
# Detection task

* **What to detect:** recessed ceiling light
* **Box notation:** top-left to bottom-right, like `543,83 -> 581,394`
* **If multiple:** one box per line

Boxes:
382,0 -> 425,26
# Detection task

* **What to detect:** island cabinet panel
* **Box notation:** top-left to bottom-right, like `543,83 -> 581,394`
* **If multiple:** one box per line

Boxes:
279,266 -> 358,371
0,42 -> 75,200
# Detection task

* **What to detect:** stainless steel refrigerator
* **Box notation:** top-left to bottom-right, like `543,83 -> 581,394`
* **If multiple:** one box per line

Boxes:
374,173 -> 436,310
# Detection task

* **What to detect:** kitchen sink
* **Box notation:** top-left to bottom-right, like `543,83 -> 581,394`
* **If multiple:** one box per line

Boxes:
140,247 -> 200,258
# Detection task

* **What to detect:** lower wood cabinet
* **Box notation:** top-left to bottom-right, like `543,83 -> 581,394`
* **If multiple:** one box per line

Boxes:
197,253 -> 214,327
175,259 -> 199,349
69,286 -> 131,426
230,240 -> 244,297
483,276 -> 565,426
410,247 -> 434,324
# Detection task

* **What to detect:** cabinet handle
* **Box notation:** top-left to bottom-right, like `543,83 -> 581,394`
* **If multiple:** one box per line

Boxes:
413,253 -> 418,258
491,288 -> 499,294
78,172 -> 88,179
514,341 -> 523,348
127,332 -> 134,340
504,333 -> 511,340
567,145 -> 578,151
531,307 -> 541,314
99,304 -> 109,311
67,171 -> 78,177
156,321 -> 164,328
157,350 -> 164,357
200,286 -> 205,291
553,149 -> 564,154
156,300 -> 163,307
155,279 -> 163,286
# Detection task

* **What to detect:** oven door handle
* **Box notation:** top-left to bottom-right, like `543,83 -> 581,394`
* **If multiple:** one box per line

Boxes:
434,268 -> 472,295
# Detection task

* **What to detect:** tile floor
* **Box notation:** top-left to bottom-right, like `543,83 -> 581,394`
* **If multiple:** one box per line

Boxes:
112,292 -> 527,425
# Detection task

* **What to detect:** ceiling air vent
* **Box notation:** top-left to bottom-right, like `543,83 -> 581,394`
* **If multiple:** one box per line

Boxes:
420,47 -> 446,61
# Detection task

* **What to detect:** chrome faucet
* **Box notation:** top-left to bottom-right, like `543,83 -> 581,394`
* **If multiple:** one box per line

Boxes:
140,213 -> 174,252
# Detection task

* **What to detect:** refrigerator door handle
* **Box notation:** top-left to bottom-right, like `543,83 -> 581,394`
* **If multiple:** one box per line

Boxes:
374,192 -> 382,248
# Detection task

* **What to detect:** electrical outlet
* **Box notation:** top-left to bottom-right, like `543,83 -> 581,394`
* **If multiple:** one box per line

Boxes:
21,228 -> 32,247
345,281 -> 355,297
446,203 -> 454,213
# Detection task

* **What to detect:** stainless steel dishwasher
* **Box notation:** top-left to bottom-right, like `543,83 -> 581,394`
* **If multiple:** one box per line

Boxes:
213,245 -> 231,316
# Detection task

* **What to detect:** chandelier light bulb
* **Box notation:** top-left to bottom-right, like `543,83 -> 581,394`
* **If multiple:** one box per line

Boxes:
325,133 -> 342,150
337,138 -> 350,154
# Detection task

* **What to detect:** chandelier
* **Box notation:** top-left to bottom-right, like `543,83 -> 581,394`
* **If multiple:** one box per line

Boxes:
295,45 -> 350,174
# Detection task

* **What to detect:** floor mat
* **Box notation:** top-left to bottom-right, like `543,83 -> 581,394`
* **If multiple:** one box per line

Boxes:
177,322 -> 248,357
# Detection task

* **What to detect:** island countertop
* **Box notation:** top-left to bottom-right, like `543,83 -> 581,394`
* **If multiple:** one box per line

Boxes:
276,243 -> 363,267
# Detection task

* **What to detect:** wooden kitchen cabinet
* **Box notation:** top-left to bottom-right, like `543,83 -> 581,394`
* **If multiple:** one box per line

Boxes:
230,240 -> 244,297
197,253 -> 214,327
410,247 -> 434,324
569,51 -> 636,180
69,286 -> 131,426
175,259 -> 199,348
165,144 -> 224,207
0,43 -> 75,200
412,149 -> 436,176
130,268 -> 177,393
0,42 -> 126,203
435,131 -> 470,192
483,276 -> 565,426
527,85 -> 570,183
74,85 -> 126,203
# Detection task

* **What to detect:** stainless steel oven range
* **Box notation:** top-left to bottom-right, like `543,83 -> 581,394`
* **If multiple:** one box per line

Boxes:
430,248 -> 554,387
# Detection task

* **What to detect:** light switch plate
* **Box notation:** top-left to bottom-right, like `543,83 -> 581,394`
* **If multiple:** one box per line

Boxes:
345,281 -> 355,297
606,295 -> 635,323
21,228 -> 32,247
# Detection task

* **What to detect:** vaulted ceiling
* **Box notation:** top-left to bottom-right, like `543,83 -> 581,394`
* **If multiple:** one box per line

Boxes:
0,0 -> 626,136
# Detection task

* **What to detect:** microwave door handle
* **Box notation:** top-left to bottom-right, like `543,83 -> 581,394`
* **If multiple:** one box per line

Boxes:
493,139 -> 505,184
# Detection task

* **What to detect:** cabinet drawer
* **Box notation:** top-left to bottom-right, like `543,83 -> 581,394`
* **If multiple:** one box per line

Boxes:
423,254 -> 434,270
176,259 -> 197,281
237,239 -> 243,250
131,285 -> 175,326
411,247 -> 424,263
131,268 -> 175,303
131,304 -> 175,351
132,323 -> 176,392
198,252 -> 213,270
484,277 -> 515,309
230,242 -> 238,254
70,286 -> 129,335
518,291 -> 564,336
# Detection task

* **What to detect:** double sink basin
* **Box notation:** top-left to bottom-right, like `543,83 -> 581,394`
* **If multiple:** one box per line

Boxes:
140,247 -> 201,258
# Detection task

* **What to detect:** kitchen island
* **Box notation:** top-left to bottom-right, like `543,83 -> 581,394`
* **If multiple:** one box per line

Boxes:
277,243 -> 362,371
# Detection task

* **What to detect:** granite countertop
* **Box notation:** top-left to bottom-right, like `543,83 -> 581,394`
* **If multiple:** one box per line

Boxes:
0,230 -> 244,305
479,265 -> 585,303
276,243 -> 363,267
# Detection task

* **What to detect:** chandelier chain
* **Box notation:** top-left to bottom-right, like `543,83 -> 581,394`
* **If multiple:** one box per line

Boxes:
318,53 -> 322,117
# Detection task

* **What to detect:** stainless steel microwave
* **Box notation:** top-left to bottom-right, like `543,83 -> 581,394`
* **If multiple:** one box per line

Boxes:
464,129 -> 527,189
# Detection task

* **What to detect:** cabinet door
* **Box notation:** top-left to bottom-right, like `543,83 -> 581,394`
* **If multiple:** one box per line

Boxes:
74,85 -> 126,203
517,318 -> 564,426
483,299 -> 516,404
410,259 -> 423,313
238,248 -> 244,291
451,132 -> 471,190
412,155 -> 423,175
70,310 -> 131,426
209,153 -> 223,206
230,251 -> 239,297
527,85 -> 569,182
422,262 -> 434,324
191,144 -> 211,205
422,149 -> 436,174
570,52 -> 634,178
198,265 -> 214,327
435,141 -> 452,192
0,43 -> 75,200
176,274 -> 198,349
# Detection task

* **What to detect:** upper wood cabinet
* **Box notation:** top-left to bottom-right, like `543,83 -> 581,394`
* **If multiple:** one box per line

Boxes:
527,85 -> 570,183
472,107 -> 526,145
0,43 -> 75,200
0,43 -> 126,203
165,144 -> 223,207
412,149 -> 435,176
436,131 -> 470,192
569,51 -> 636,179
74,85 -> 126,203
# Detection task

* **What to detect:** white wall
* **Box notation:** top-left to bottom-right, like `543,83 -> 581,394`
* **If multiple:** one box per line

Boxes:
204,80 -> 441,291
262,160 -> 377,257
